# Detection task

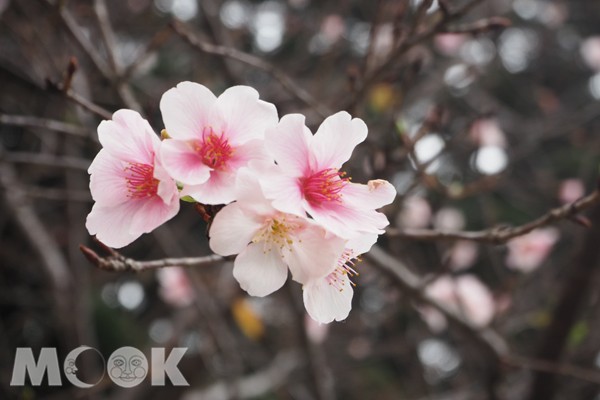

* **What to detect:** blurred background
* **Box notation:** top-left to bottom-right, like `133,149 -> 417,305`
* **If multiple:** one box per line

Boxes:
1,0 -> 600,399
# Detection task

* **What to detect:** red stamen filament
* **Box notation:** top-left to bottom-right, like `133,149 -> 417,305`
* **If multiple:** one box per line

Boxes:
301,168 -> 349,205
196,128 -> 233,170
124,162 -> 159,199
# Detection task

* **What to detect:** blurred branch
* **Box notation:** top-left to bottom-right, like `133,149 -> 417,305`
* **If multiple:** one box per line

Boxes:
504,354 -> 600,387
122,25 -> 173,79
367,245 -> 509,359
387,189 -> 600,243
181,350 -> 302,400
0,113 -> 91,138
527,199 -> 600,399
170,20 -> 332,118
5,152 -> 90,171
79,242 -> 226,272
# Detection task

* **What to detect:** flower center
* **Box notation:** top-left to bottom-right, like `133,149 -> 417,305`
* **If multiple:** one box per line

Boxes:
326,249 -> 360,291
300,168 -> 348,205
196,127 -> 233,170
124,162 -> 159,199
252,215 -> 300,253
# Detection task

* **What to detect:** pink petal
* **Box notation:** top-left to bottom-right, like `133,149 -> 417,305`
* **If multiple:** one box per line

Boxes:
209,203 -> 264,256
212,85 -> 278,145
227,139 -> 270,171
234,167 -> 278,216
303,275 -> 353,323
346,233 -> 379,257
283,221 -> 346,283
97,109 -> 159,164
305,201 -> 389,239
154,164 -> 180,205
265,114 -> 313,175
233,243 -> 288,297
86,201 -> 141,248
260,172 -> 305,217
181,169 -> 237,205
160,139 -> 212,185
129,196 -> 180,237
311,111 -> 368,170
342,180 -> 396,210
160,81 -> 217,140
88,149 -> 130,206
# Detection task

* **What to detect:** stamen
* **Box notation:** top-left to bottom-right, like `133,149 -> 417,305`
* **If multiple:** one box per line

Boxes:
252,215 -> 300,254
300,168 -> 349,205
124,162 -> 159,199
326,249 -> 361,291
196,127 -> 234,170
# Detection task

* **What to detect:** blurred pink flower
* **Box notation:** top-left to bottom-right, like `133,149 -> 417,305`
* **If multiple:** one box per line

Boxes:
302,233 -> 378,324
434,207 -> 465,231
320,14 -> 345,43
448,241 -> 478,271
469,118 -> 506,148
421,275 -> 495,332
506,228 -> 559,272
159,82 -> 277,204
398,196 -> 431,229
261,112 -> 396,239
434,33 -> 467,56
157,267 -> 195,307
558,178 -> 585,204
580,37 -> 600,71
209,170 -> 346,297
86,109 -> 180,248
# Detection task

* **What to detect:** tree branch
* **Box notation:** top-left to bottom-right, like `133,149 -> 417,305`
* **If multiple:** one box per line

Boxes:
387,189 -> 600,244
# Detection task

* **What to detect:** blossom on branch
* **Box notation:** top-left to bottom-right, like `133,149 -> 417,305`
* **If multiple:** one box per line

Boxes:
159,82 -> 278,204
261,112 -> 397,239
86,109 -> 179,248
209,170 -> 346,297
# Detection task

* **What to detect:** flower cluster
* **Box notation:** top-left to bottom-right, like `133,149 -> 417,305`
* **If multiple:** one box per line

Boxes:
86,82 -> 396,323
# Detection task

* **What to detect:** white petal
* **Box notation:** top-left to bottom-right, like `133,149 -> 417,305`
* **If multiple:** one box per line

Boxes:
160,81 -> 217,141
182,170 -> 237,205
233,243 -> 288,297
209,203 -> 264,256
265,114 -> 313,175
88,149 -> 129,206
86,202 -> 140,248
213,86 -> 278,145
303,275 -> 353,323
311,111 -> 368,170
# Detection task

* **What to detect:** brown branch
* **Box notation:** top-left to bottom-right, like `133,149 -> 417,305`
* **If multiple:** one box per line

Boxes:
504,354 -> 600,387
5,152 -> 90,171
79,243 -> 226,272
170,20 -> 331,118
366,245 -> 509,359
387,189 -> 600,244
0,113 -> 91,138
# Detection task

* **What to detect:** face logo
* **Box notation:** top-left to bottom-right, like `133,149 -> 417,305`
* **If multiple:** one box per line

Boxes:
64,359 -> 77,375
107,347 -> 148,388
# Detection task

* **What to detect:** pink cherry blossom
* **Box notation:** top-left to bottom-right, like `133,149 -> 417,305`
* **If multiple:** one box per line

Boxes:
86,109 -> 179,248
209,170 -> 346,297
159,82 -> 278,205
398,196 -> 432,229
157,267 -> 196,307
581,36 -> 600,71
421,275 -> 495,332
261,112 -> 397,239
558,178 -> 585,204
447,241 -> 479,271
469,118 -> 507,148
302,233 -> 378,324
506,228 -> 559,272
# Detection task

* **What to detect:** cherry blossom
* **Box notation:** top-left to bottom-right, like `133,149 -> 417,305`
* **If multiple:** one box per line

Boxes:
506,228 -> 559,272
157,267 -> 196,307
86,109 -> 179,248
558,178 -> 585,204
261,112 -> 396,238
421,275 -> 495,332
302,233 -> 378,324
159,82 -> 278,204
209,170 -> 346,297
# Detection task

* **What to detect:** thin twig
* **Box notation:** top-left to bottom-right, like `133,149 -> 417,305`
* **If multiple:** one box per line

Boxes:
0,113 -> 90,138
504,354 -> 600,387
387,190 -> 600,244
5,152 -> 90,171
79,244 -> 226,272
170,20 -> 331,118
